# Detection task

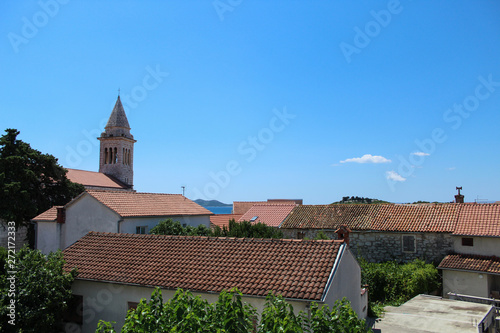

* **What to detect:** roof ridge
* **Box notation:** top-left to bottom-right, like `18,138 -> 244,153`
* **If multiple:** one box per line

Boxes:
88,232 -> 341,243
87,189 -> 183,196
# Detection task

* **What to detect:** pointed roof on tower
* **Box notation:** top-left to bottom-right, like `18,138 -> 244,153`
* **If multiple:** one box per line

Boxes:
105,96 -> 130,129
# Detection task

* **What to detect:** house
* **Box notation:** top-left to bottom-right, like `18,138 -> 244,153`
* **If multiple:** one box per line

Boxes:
62,232 -> 368,332
33,190 -> 212,254
238,203 -> 297,227
439,203 -> 500,299
232,199 -> 302,215
281,203 -> 460,263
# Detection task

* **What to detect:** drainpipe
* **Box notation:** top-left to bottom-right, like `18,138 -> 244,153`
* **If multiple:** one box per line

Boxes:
117,218 -> 124,233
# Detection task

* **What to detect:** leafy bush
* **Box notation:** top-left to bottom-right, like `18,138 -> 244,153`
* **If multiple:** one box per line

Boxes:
308,298 -> 368,333
96,288 -> 369,332
360,258 -> 440,309
259,293 -> 304,332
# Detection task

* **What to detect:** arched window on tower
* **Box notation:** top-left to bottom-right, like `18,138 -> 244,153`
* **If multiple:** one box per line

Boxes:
113,147 -> 117,164
108,148 -> 112,164
122,148 -> 125,164
104,148 -> 108,165
128,149 -> 131,165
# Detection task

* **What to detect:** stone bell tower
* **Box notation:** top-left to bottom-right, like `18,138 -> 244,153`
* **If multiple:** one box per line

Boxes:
98,96 -> 136,188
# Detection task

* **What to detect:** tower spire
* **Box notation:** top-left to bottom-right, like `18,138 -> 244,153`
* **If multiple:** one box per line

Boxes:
98,96 -> 136,188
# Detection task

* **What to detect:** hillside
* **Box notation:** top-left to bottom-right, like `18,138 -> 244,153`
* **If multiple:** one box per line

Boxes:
194,199 -> 232,207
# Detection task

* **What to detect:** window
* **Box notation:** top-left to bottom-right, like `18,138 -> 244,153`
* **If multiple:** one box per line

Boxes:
136,226 -> 147,234
128,302 -> 139,310
462,237 -> 474,247
297,232 -> 305,239
250,216 -> 258,222
402,235 -> 416,253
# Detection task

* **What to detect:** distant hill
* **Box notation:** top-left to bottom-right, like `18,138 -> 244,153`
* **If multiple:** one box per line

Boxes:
194,199 -> 232,207
332,196 -> 390,204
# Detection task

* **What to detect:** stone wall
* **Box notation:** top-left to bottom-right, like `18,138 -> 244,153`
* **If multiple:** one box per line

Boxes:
282,228 -> 453,264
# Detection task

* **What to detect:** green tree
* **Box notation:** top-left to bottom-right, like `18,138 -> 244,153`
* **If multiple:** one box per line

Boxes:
0,246 -> 77,332
150,219 -> 186,235
0,129 -> 84,229
211,219 -> 284,238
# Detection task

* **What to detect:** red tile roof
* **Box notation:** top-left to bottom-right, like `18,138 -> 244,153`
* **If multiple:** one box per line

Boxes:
281,204 -> 460,233
66,168 -> 129,190
63,232 -> 344,301
438,254 -> 500,274
453,204 -> 500,237
210,214 -> 243,228
239,204 -> 297,227
32,206 -> 62,221
86,190 -> 213,217
281,204 -> 380,231
232,201 -> 266,215
372,204 -> 460,233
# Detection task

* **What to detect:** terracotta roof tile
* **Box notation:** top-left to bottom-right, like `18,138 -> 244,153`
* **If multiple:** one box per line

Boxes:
66,168 -> 129,189
281,204 -> 460,233
372,204 -> 460,232
438,254 -> 500,274
63,232 -> 344,301
85,190 -> 213,217
453,204 -> 500,237
210,214 -> 243,228
239,204 -> 296,227
32,206 -> 62,221
281,204 -> 380,230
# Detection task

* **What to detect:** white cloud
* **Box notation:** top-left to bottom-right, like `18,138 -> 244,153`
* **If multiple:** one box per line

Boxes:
411,152 -> 430,156
447,167 -> 456,171
340,154 -> 391,164
386,170 -> 406,182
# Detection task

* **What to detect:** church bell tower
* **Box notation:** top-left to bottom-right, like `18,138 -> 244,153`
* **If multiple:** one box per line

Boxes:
98,96 -> 136,188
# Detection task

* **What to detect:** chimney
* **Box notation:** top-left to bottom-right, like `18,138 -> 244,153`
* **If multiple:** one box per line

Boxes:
455,187 -> 464,203
56,207 -> 65,224
335,225 -> 351,246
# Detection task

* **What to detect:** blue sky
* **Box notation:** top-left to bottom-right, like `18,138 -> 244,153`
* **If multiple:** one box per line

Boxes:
1,1 -> 499,204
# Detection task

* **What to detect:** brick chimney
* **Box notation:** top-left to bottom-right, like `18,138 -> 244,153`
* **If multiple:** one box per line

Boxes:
56,207 -> 65,224
455,186 -> 464,203
335,225 -> 351,246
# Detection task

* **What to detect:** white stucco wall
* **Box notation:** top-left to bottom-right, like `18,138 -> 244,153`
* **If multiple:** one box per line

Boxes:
119,215 -> 211,234
452,236 -> 500,257
36,221 -> 60,254
62,194 -> 120,249
69,280 -> 309,333
323,246 -> 367,318
442,270 -> 490,298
